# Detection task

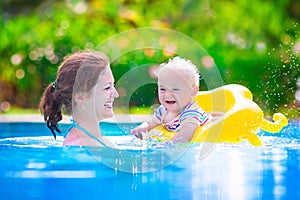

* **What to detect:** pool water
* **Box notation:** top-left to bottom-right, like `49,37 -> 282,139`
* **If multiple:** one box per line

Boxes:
0,120 -> 299,199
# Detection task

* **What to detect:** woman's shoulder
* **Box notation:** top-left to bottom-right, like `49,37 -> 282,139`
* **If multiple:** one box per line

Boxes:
63,129 -> 82,146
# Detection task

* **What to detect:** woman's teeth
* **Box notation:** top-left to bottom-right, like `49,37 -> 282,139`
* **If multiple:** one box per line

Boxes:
104,102 -> 113,108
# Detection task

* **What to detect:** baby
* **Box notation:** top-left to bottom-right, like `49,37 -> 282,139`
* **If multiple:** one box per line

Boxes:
130,57 -> 210,143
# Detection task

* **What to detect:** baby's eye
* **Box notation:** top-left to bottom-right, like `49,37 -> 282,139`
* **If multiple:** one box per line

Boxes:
159,88 -> 166,91
173,88 -> 179,91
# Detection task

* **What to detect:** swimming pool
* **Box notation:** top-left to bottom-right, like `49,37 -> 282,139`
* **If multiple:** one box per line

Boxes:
0,120 -> 299,199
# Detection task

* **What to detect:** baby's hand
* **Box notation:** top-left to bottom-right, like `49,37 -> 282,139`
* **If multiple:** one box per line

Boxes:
130,122 -> 149,139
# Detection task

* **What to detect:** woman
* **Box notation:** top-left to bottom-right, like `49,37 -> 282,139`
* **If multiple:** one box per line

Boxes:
39,51 -> 119,147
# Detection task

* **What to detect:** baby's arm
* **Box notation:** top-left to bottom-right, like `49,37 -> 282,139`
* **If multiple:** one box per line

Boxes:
130,117 -> 159,138
171,122 -> 199,143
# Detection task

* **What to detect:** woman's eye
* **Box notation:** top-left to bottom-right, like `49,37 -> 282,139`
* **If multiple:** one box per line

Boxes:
104,86 -> 111,90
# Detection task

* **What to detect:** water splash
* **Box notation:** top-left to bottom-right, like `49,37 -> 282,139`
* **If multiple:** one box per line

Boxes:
260,24 -> 300,117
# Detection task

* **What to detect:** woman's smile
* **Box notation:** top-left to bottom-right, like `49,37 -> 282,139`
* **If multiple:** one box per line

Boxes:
104,101 -> 113,109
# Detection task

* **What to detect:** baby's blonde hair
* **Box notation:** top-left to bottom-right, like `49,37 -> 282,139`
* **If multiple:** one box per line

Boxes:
157,56 -> 200,86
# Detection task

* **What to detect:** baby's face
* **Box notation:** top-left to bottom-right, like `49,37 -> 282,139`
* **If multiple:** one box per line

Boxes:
157,67 -> 197,114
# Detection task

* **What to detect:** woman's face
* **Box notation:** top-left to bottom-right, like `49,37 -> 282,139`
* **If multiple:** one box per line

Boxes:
91,67 -> 119,121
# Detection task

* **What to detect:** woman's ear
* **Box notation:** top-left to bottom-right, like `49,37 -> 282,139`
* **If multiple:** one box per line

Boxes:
73,92 -> 88,104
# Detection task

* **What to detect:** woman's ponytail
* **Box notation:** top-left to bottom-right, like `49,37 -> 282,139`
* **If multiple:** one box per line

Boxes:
39,82 -> 63,139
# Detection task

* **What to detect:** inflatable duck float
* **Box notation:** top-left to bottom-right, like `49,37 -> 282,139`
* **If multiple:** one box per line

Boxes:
150,84 -> 288,146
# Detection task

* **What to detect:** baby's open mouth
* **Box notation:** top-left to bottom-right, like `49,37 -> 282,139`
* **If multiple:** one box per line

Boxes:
165,100 -> 176,104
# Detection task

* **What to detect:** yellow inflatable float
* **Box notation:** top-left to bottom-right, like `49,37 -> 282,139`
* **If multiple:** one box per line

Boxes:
150,84 -> 288,146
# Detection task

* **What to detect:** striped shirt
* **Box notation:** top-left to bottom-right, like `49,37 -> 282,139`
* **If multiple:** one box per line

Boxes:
153,101 -> 210,132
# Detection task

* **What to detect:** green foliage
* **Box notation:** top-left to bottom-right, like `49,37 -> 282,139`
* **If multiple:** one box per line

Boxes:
0,0 -> 299,118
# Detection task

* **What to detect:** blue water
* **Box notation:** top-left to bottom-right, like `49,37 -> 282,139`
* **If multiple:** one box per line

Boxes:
0,120 -> 299,200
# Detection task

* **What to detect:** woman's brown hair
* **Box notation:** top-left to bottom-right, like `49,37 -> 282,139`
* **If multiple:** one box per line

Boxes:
39,51 -> 110,139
